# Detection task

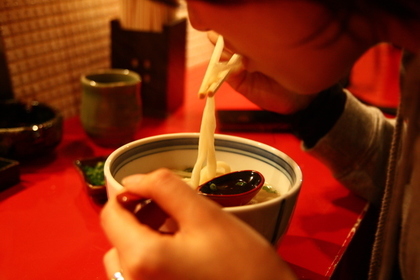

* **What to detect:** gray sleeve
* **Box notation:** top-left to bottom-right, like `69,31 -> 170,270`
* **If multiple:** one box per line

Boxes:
305,90 -> 395,206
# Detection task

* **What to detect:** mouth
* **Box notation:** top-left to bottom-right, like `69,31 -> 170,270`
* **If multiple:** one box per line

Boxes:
215,37 -> 254,72
238,56 -> 257,73
223,40 -> 239,56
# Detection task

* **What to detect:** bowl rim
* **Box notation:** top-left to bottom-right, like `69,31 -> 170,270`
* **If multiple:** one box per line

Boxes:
0,100 -> 63,133
80,68 -> 141,88
104,132 -> 302,211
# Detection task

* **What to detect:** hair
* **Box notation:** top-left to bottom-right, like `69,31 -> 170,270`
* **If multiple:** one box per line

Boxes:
187,0 -> 419,46
336,0 -> 418,18
307,0 -> 419,45
187,0 -> 419,20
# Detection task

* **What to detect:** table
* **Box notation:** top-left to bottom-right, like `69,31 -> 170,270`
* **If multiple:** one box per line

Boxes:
0,64 -> 369,280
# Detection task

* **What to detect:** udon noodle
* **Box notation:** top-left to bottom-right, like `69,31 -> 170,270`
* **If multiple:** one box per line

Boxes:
170,93 -> 280,205
189,96 -> 231,188
187,36 -> 235,188
178,91 -> 279,204
179,36 -> 280,204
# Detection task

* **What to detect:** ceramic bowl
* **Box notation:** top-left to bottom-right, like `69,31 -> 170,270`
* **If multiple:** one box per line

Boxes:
104,133 -> 302,245
0,100 -> 63,159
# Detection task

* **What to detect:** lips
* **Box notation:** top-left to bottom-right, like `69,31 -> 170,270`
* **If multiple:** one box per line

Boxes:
240,56 -> 257,72
220,38 -> 253,72
223,40 -> 238,55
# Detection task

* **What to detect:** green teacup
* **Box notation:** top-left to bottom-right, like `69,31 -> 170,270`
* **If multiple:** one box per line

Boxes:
80,69 -> 142,148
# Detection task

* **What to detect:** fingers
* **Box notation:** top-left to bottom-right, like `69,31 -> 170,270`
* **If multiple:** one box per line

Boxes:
122,169 -> 222,227
104,248 -> 122,279
101,168 -> 224,271
207,30 -> 219,45
101,193 -> 162,257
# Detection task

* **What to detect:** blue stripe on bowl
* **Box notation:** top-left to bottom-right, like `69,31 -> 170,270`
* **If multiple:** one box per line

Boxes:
111,137 -> 296,183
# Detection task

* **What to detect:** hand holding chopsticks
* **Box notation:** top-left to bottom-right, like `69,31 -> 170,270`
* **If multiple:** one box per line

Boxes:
198,36 -> 242,98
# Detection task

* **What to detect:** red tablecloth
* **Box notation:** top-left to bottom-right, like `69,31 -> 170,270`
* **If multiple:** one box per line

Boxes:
0,64 -> 369,280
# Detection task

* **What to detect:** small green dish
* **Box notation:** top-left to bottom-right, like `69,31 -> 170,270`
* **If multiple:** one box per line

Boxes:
74,156 -> 108,203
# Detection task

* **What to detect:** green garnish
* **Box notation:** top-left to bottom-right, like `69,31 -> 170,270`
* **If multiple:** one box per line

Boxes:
235,181 -> 247,187
209,183 -> 217,191
83,161 -> 105,186
262,185 -> 277,194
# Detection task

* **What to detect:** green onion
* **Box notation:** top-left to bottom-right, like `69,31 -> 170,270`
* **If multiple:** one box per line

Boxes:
210,183 -> 217,191
83,161 -> 105,186
235,181 -> 246,187
262,185 -> 277,194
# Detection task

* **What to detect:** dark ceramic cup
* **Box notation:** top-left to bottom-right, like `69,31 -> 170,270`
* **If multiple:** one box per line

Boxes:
80,69 -> 142,148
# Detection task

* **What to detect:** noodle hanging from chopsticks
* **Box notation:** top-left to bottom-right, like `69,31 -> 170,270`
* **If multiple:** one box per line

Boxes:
190,96 -> 230,188
190,35 -> 242,189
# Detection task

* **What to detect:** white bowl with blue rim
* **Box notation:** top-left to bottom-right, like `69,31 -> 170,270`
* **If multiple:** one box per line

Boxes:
104,133 -> 302,245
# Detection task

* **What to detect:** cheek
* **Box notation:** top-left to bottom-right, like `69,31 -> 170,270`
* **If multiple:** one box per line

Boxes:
186,1 -> 363,94
267,53 -> 354,94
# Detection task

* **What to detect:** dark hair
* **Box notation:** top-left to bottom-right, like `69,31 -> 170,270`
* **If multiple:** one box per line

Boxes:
187,0 -> 419,19
310,0 -> 420,45
315,0 -> 419,20
188,0 -> 419,46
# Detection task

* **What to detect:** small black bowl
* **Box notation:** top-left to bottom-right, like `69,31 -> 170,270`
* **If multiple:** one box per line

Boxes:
0,100 -> 63,159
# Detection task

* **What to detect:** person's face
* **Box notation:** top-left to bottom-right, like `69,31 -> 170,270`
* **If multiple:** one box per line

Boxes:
187,1 -> 373,94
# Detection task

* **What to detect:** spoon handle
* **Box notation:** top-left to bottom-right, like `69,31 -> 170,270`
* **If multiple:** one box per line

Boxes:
117,192 -> 168,231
